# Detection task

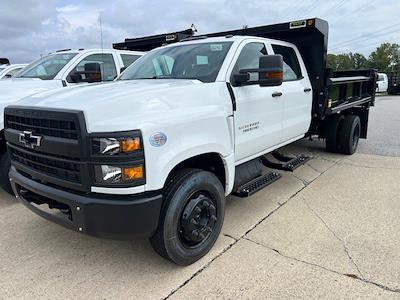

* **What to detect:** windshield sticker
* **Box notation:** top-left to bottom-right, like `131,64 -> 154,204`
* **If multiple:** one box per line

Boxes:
196,56 -> 208,65
210,44 -> 223,51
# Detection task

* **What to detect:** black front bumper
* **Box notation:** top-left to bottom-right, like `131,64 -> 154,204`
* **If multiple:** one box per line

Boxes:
10,168 -> 163,239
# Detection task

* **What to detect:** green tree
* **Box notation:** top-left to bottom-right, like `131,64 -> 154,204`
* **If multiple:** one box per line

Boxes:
368,43 -> 400,72
327,52 -> 367,70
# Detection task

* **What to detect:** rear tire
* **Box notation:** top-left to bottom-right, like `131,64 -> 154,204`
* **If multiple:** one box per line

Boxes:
337,115 -> 361,155
325,116 -> 342,153
0,151 -> 13,195
150,168 -> 225,265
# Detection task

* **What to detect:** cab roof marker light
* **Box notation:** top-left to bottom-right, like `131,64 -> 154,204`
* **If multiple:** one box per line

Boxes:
289,20 -> 307,29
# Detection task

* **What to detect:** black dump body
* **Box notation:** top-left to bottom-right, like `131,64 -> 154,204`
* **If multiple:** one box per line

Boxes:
388,68 -> 400,94
113,28 -> 195,52
114,18 -> 377,136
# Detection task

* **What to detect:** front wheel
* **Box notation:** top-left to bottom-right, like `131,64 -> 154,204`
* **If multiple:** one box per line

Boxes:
0,151 -> 13,195
150,169 -> 225,265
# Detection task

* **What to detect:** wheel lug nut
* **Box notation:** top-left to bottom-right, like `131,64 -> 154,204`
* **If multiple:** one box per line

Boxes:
192,230 -> 199,237
190,218 -> 198,225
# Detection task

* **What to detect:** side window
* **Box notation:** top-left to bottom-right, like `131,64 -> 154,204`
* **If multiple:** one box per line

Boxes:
68,53 -> 117,83
121,54 -> 141,68
232,42 -> 268,83
272,44 -> 302,81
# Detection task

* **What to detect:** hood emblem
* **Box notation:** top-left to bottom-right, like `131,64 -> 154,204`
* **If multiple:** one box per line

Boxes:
149,132 -> 167,147
19,131 -> 42,149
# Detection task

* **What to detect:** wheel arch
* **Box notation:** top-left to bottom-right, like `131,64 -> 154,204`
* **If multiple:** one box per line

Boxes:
163,152 -> 231,194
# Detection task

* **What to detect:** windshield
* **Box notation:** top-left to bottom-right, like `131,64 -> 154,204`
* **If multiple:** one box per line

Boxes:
119,42 -> 233,83
16,53 -> 77,80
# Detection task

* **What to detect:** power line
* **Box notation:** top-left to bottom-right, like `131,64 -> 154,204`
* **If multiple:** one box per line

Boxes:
330,22 -> 400,50
330,33 -> 400,54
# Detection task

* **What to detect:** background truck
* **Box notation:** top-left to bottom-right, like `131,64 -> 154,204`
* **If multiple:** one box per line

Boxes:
0,64 -> 28,79
388,66 -> 400,94
4,18 -> 376,265
376,73 -> 388,93
0,48 -> 144,193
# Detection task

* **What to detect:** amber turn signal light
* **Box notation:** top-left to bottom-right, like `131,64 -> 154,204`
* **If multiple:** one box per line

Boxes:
265,71 -> 283,80
120,137 -> 141,153
122,166 -> 144,180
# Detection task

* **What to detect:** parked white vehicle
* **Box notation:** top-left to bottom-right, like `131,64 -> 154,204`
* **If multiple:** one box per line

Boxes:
0,49 -> 143,119
0,48 -> 143,193
0,64 -> 28,79
3,19 -> 377,265
376,73 -> 388,93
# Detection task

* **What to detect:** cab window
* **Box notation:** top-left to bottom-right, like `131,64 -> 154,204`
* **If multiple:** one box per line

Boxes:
67,53 -> 117,83
232,42 -> 268,83
272,44 -> 302,81
121,54 -> 141,68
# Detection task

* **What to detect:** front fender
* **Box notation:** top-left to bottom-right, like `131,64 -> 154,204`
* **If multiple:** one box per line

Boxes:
142,114 -> 234,192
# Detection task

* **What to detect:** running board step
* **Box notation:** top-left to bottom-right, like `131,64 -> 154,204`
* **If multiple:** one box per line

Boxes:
261,152 -> 311,172
233,171 -> 281,198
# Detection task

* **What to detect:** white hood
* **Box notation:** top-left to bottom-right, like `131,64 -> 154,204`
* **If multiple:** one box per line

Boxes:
13,79 -> 230,133
0,78 -> 64,127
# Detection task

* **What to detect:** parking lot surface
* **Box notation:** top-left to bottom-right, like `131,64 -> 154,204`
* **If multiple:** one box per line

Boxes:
0,95 -> 399,299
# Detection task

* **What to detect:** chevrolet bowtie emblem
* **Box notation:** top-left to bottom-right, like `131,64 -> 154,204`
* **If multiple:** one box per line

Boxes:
19,131 -> 42,149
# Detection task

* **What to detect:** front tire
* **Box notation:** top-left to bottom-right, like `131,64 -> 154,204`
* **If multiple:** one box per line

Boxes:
150,169 -> 225,265
0,151 -> 13,195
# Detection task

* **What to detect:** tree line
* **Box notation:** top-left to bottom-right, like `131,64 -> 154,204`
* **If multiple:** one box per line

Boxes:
327,43 -> 400,73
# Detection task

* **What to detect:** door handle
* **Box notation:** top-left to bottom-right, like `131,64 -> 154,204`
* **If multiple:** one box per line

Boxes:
304,88 -> 312,93
272,92 -> 282,97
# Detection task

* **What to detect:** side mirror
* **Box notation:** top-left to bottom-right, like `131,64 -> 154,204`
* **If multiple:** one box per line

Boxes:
258,55 -> 283,87
232,73 -> 250,85
84,62 -> 102,83
236,55 -> 284,87
69,72 -> 82,83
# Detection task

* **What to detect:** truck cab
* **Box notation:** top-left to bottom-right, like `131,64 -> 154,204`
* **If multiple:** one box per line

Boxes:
4,19 -> 376,265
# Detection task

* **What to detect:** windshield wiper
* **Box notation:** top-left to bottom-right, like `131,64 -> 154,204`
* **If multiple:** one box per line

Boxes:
133,75 -> 171,79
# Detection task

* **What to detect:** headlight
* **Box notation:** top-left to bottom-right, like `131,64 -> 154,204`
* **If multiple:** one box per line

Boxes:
94,165 -> 144,184
92,137 -> 141,155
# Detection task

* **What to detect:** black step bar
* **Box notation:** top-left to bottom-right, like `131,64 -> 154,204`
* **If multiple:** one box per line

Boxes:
234,171 -> 281,198
261,151 -> 311,172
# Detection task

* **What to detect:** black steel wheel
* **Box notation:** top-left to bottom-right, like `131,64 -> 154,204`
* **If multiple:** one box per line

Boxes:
150,168 -> 225,265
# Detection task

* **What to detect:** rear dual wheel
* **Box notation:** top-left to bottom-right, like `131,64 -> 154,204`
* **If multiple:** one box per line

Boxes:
325,115 -> 361,155
150,169 -> 225,266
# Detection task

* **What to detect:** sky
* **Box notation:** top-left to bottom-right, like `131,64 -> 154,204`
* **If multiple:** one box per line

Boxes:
1,0 -> 400,63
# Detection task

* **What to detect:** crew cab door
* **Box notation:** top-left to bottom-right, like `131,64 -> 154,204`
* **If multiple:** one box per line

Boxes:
271,44 -> 313,141
229,40 -> 284,162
